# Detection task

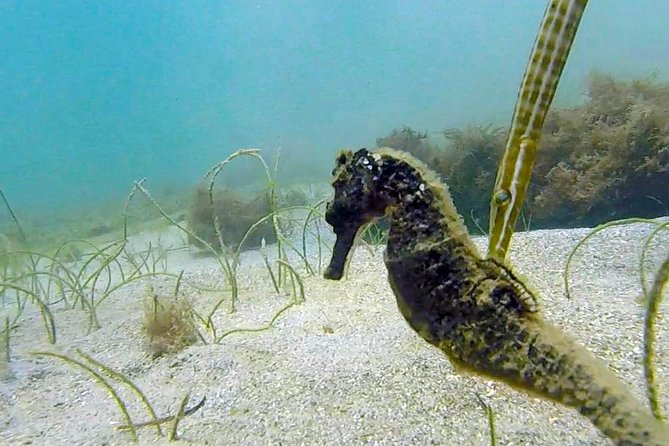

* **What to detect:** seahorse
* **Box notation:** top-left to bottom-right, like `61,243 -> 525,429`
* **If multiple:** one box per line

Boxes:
324,147 -> 669,446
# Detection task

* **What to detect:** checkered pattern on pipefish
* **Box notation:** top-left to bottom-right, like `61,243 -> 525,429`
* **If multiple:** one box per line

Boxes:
488,0 -> 588,262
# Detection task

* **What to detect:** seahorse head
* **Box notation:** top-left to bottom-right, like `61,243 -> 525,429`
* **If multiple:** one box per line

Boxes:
324,148 -> 386,280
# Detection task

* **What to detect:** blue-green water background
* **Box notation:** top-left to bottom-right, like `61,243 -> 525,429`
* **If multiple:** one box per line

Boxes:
2,0 -> 668,222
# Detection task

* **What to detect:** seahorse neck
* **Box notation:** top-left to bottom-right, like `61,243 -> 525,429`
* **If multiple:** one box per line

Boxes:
375,149 -> 477,257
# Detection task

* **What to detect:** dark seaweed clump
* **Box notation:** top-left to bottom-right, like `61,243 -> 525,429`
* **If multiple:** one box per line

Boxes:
533,73 -> 669,226
377,74 -> 669,230
187,186 -> 276,252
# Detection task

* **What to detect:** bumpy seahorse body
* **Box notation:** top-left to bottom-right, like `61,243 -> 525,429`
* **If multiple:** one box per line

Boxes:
324,148 -> 669,446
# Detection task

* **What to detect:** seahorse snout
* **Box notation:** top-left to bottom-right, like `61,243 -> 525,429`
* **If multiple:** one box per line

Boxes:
324,227 -> 356,280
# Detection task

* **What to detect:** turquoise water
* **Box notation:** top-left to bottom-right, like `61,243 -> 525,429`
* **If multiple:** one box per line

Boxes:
1,0 -> 669,217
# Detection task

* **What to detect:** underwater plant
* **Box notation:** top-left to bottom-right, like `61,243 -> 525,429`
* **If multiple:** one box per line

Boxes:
475,393 -> 498,446
32,349 -> 162,442
0,316 -> 13,380
376,127 -> 432,160
142,285 -> 198,358
359,219 -> 390,246
187,185 -> 276,253
324,148 -> 669,445
131,148 -> 318,336
379,71 -> 669,234
32,349 -> 205,443
531,73 -> 669,227
439,126 -> 506,230
0,187 -> 26,244
278,186 -> 310,208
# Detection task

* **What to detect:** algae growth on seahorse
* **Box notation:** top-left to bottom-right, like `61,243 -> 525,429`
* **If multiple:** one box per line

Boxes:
324,148 -> 669,446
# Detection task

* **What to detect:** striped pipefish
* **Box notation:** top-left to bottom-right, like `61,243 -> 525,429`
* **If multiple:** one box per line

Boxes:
488,0 -> 588,262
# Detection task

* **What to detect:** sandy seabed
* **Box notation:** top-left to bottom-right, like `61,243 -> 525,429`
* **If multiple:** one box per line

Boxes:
1,219 -> 668,446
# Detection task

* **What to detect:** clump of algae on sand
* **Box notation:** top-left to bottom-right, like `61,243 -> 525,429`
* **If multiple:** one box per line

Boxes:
142,286 -> 198,358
